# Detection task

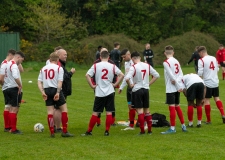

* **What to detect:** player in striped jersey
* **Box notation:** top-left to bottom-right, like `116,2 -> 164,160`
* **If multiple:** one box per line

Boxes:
197,46 -> 225,124
161,45 -> 187,134
38,52 -> 74,137
125,51 -> 159,135
118,49 -> 136,130
181,73 -> 205,127
81,50 -> 124,136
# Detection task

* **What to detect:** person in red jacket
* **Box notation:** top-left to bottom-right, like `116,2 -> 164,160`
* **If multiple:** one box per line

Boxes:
216,44 -> 225,80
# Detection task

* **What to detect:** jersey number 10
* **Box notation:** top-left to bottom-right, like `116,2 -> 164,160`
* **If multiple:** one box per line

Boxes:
44,69 -> 55,79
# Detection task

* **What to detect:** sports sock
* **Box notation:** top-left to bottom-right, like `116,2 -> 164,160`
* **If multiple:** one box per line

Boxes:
205,105 -> 211,122
111,112 -> 115,124
97,113 -> 101,125
196,106 -> 202,121
169,106 -> 176,127
189,121 -> 193,126
106,114 -> 112,131
3,110 -> 10,128
138,113 -> 145,133
10,113 -> 17,132
223,73 -> 225,80
187,106 -> 194,122
129,109 -> 136,127
216,100 -> 225,116
61,112 -> 68,133
175,106 -> 185,124
88,115 -> 97,132
145,113 -> 152,132
47,114 -> 54,134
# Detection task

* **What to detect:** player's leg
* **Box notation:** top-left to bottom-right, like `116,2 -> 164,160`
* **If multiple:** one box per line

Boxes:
53,108 -> 62,132
143,89 -> 152,134
221,65 -> 225,80
161,93 -> 176,134
186,84 -> 196,127
204,87 -> 212,124
46,105 -> 55,137
96,113 -> 101,127
3,90 -> 11,132
81,97 -> 104,136
196,99 -> 203,127
9,88 -> 22,134
111,92 -> 116,125
195,82 -> 205,127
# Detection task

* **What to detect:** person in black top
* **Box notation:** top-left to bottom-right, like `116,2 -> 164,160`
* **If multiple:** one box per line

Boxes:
187,46 -> 200,73
110,42 -> 121,68
143,43 -> 154,67
95,45 -> 102,60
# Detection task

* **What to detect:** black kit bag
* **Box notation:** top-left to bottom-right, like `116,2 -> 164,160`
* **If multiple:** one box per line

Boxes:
152,113 -> 170,127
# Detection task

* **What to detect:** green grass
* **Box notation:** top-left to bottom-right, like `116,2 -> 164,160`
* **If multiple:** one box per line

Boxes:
1,66 -> 225,159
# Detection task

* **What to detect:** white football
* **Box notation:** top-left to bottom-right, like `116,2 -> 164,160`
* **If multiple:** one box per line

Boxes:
34,123 -> 44,132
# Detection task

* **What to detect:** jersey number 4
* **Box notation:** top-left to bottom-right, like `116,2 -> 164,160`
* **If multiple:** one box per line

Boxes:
44,69 -> 55,79
209,61 -> 215,70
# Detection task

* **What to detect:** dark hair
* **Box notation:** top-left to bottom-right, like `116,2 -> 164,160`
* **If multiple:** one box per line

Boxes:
219,44 -> 224,47
131,51 -> 140,58
54,46 -> 63,51
16,51 -> 25,58
197,46 -> 207,53
121,49 -> 129,56
100,51 -> 109,59
165,45 -> 174,51
195,46 -> 199,50
98,46 -> 102,50
114,42 -> 120,48
8,49 -> 16,55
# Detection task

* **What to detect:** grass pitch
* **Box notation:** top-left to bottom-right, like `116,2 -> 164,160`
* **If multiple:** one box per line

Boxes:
1,66 -> 225,160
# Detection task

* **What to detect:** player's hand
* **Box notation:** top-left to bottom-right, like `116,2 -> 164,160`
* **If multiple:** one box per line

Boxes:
178,88 -> 183,92
54,93 -> 59,101
42,92 -> 47,101
223,61 -> 225,64
129,83 -> 135,88
201,100 -> 205,106
18,86 -> 22,94
171,80 -> 175,85
71,68 -> 76,74
128,104 -> 132,110
118,89 -> 122,94
91,84 -> 97,89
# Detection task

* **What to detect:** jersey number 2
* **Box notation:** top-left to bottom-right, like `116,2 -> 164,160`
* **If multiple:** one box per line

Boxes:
44,69 -> 55,79
101,69 -> 108,79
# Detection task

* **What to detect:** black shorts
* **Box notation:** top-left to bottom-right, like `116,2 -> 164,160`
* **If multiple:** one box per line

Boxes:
131,88 -> 149,109
44,88 -> 66,109
186,83 -> 205,101
166,92 -> 180,105
3,87 -> 22,107
93,93 -> 115,113
126,87 -> 132,104
205,87 -> 219,98
220,62 -> 225,67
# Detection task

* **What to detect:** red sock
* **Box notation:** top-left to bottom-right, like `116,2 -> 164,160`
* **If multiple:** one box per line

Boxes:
3,110 -> 10,128
10,113 -> 17,132
216,100 -> 225,116
223,73 -> 225,80
187,106 -> 194,122
196,106 -> 202,121
106,114 -> 112,131
205,105 -> 211,122
129,109 -> 136,127
138,113 -> 145,133
175,106 -> 185,124
47,114 -> 54,134
145,113 -> 152,132
61,112 -> 68,133
88,115 -> 97,132
97,117 -> 101,125
169,106 -> 176,126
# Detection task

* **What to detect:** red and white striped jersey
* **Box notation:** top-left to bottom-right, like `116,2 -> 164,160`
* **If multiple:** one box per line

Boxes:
181,73 -> 204,89
2,60 -> 22,91
119,59 -> 134,90
125,62 -> 159,92
38,63 -> 64,88
163,57 -> 183,93
198,55 -> 219,88
87,61 -> 122,97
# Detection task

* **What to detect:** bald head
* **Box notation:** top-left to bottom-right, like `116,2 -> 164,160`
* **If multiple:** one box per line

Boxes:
100,48 -> 108,53
57,49 -> 67,62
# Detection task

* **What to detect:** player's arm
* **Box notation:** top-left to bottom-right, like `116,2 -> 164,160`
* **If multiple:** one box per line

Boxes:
163,62 -> 177,83
38,71 -> 47,100
12,66 -> 22,93
54,67 -> 64,101
0,74 -> 4,85
187,53 -> 195,65
197,59 -> 203,78
149,67 -> 160,85
18,64 -> 24,73
86,65 -> 96,89
125,66 -> 135,88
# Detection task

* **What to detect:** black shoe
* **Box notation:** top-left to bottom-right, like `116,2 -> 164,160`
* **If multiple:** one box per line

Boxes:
111,123 -> 116,126
197,124 -> 201,128
187,124 -> 193,128
104,131 -> 109,136
205,121 -> 211,124
222,116 -> 225,124
138,132 -> 145,135
55,128 -> 62,133
61,132 -> 74,137
4,128 -> 11,132
50,133 -> 55,138
11,130 -> 23,134
97,124 -> 101,127
136,122 -> 140,127
81,131 -> 92,136
147,131 -> 152,135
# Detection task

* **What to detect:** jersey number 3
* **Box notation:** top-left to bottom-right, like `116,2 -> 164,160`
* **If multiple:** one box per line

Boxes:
175,64 -> 179,74
44,69 -> 55,79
